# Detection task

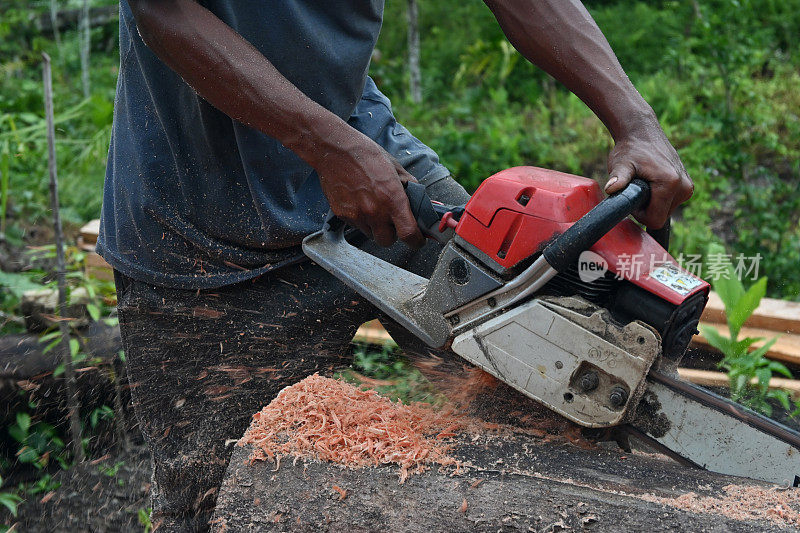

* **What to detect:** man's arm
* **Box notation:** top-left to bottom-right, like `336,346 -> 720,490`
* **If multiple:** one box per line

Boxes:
127,0 -> 425,248
483,0 -> 693,229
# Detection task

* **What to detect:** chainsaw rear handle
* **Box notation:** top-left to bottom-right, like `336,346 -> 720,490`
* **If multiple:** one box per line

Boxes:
323,181 -> 460,245
542,178 -> 651,273
404,181 -> 448,243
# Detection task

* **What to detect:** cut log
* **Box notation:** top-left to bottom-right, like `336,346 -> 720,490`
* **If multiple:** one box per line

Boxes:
353,319 -> 393,345
213,378 -> 800,532
79,219 -> 101,245
214,431 -> 795,532
85,251 -> 114,281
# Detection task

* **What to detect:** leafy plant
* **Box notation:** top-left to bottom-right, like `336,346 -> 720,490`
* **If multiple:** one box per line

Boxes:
23,473 -> 61,495
699,244 -> 793,416
138,507 -> 153,533
98,460 -> 125,487
88,405 -> 114,429
338,341 -> 441,404
8,412 -> 67,470
0,475 -> 22,518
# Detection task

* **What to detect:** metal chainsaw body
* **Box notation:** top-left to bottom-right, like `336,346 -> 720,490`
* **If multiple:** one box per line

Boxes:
303,166 -> 800,486
451,295 -> 660,427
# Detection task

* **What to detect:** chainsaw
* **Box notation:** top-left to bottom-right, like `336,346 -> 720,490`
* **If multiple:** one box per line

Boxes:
303,166 -> 800,486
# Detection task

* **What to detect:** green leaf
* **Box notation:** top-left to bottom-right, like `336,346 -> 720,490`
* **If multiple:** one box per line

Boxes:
16,412 -> 31,434
17,445 -> 40,466
42,337 -> 61,355
69,338 -> 80,358
768,361 -> 792,378
699,324 -> 733,354
755,367 -> 771,394
734,373 -> 748,395
768,389 -> 792,410
728,276 -> 767,338
707,243 -> 744,313
747,337 -> 778,361
0,270 -> 44,298
8,425 -> 25,444
85,303 -> 100,322
0,492 -> 22,517
38,331 -> 60,343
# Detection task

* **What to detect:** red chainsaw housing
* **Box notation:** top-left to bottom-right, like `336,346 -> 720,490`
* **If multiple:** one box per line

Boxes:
455,166 -> 709,306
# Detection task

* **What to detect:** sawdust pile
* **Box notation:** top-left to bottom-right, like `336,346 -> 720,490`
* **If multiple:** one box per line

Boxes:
642,484 -> 800,527
239,374 -> 463,482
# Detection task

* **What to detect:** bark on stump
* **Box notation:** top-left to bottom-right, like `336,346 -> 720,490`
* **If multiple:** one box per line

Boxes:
214,406 -> 793,532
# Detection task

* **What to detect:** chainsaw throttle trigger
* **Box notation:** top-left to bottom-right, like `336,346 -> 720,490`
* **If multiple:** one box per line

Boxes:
404,181 -> 464,244
543,178 -> 651,273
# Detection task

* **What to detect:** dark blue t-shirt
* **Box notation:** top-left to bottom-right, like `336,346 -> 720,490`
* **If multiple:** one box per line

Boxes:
97,0 -> 449,289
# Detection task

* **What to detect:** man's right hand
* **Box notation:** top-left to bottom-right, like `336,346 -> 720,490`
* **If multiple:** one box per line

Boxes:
313,128 -> 426,249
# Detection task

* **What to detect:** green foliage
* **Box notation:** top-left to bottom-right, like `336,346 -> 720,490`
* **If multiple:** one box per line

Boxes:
22,473 -> 60,496
98,460 -> 125,486
7,412 -> 67,471
0,475 -> 22,518
137,507 -> 153,533
338,342 -> 440,404
699,244 -> 793,416
88,405 -> 114,429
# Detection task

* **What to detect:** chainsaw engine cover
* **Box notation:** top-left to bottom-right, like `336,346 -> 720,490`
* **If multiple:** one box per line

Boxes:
451,296 -> 660,427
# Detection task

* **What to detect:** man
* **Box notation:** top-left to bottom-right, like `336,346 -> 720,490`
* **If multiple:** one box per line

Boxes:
99,0 -> 694,530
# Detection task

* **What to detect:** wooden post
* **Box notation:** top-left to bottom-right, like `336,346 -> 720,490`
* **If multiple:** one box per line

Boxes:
42,53 -> 84,462
406,0 -> 422,103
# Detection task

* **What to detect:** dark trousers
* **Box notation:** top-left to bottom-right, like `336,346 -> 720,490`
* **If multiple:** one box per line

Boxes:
114,177 -> 470,531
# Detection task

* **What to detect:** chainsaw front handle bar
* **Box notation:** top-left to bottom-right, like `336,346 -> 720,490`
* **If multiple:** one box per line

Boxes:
543,178 -> 651,272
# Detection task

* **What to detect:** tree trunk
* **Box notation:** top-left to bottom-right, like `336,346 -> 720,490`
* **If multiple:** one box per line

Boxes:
406,0 -> 422,104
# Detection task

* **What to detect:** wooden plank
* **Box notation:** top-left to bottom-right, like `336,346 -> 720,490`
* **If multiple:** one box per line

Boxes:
353,320 -> 393,345
85,252 -> 114,282
702,291 -> 800,335
79,219 -> 100,245
692,321 -> 800,366
677,367 -> 800,399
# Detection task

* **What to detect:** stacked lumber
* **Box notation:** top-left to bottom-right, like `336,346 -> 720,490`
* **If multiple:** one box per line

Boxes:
78,219 -> 113,281
694,291 -> 800,367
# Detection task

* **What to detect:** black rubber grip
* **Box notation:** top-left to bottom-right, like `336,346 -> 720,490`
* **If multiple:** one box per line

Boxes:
542,179 -> 651,273
404,181 -> 441,235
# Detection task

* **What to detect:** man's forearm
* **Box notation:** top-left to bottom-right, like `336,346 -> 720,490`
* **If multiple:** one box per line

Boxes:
128,0 -> 346,166
483,0 -> 655,141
